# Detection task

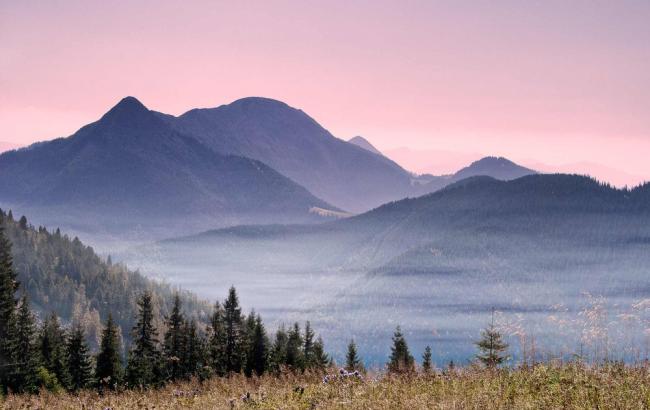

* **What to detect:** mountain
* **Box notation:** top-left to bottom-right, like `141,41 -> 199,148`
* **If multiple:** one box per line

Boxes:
0,97 -> 336,238
0,210 -> 208,349
163,97 -> 416,212
0,141 -> 19,153
348,136 -> 383,156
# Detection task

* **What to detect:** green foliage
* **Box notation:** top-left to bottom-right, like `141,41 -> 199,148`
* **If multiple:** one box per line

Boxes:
11,295 -> 40,393
311,337 -> 330,370
95,313 -> 123,389
207,301 -> 227,376
36,366 -> 63,393
248,315 -> 268,376
270,324 -> 288,372
126,292 -> 162,388
181,319 -> 205,379
39,312 -> 70,389
285,323 -> 304,371
162,295 -> 186,381
223,286 -> 244,373
66,323 -> 93,391
0,217 -> 18,392
422,345 -> 432,374
346,339 -> 362,372
475,313 -> 509,368
388,326 -> 414,374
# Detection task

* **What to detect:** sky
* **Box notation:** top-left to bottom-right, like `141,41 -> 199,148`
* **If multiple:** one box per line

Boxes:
1,0 -> 649,186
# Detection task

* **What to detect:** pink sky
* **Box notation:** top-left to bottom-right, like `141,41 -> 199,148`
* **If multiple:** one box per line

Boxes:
1,1 -> 649,186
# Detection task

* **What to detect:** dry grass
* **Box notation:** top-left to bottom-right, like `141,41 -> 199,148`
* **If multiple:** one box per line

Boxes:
3,363 -> 650,409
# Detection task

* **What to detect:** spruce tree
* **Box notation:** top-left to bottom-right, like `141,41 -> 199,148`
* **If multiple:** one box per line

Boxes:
388,326 -> 415,374
285,322 -> 304,371
303,321 -> 315,369
66,323 -> 93,391
181,319 -> 204,379
223,286 -> 244,373
39,312 -> 70,389
311,337 -> 330,371
0,221 -> 18,392
346,339 -> 362,371
208,301 -> 227,376
163,295 -> 185,381
475,312 -> 509,368
422,345 -> 433,374
250,315 -> 268,376
126,291 -> 162,387
243,311 -> 257,377
95,313 -> 123,389
270,324 -> 288,373
11,295 -> 39,393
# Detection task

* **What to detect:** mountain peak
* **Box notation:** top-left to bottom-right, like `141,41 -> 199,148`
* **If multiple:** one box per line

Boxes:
348,136 -> 382,156
453,156 -> 536,181
100,96 -> 150,122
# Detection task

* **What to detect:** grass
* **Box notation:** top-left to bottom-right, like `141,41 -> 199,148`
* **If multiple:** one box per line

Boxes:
3,363 -> 650,409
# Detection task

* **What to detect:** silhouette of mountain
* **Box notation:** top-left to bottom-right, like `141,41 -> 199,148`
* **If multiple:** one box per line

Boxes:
0,97 -> 335,238
348,136 -> 383,156
164,97 -> 415,212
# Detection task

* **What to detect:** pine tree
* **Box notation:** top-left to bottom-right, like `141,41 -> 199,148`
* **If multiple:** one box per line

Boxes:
181,319 -> 204,379
95,313 -> 123,390
311,337 -> 330,371
243,311 -> 257,377
285,322 -> 304,371
475,312 -> 509,368
39,312 -> 70,389
346,339 -> 362,371
250,315 -> 268,376
162,295 -> 185,381
223,286 -> 244,373
126,291 -> 162,387
66,323 -> 93,391
18,216 -> 28,230
388,326 -> 415,374
0,220 -> 18,392
422,345 -> 433,374
303,321 -> 315,369
208,301 -> 227,376
270,324 -> 288,373
11,295 -> 40,393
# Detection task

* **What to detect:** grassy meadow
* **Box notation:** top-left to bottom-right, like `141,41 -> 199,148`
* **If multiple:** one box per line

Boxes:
3,363 -> 650,409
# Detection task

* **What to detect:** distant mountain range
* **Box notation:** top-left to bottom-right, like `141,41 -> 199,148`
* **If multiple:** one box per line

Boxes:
0,95 -> 539,238
0,97 -> 335,237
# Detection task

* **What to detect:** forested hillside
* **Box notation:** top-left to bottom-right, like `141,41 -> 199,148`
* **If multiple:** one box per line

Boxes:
0,209 -> 209,348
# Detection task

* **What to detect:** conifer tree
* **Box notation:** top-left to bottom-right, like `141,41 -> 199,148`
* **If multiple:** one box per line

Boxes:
270,324 -> 288,373
249,315 -> 268,376
346,339 -> 362,371
66,323 -> 93,391
181,319 -> 204,379
303,321 -> 315,368
223,286 -> 244,373
243,311 -> 257,377
95,313 -> 123,389
311,337 -> 330,371
422,345 -> 433,374
126,291 -> 162,387
285,322 -> 304,371
388,326 -> 415,374
0,220 -> 18,392
208,301 -> 227,376
11,295 -> 40,393
475,312 -> 509,368
163,295 -> 185,381
39,312 -> 70,389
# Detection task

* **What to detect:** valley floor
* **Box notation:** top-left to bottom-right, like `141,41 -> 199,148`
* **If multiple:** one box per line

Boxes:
3,363 -> 649,409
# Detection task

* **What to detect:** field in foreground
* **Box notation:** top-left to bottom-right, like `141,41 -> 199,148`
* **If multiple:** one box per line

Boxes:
3,363 -> 650,409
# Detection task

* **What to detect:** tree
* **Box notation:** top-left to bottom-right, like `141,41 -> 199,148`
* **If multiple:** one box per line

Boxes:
95,313 -> 123,390
223,286 -> 244,373
249,315 -> 268,376
126,291 -> 162,387
162,295 -> 185,381
11,295 -> 40,393
311,337 -> 330,371
0,220 -> 18,392
208,301 -> 227,376
422,345 -> 433,374
181,319 -> 205,379
18,216 -> 28,230
66,323 -> 93,391
475,312 -> 509,368
303,321 -> 315,369
346,339 -> 362,372
243,311 -> 257,377
285,322 -> 304,371
270,324 -> 288,373
388,326 -> 414,374
39,312 -> 70,389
